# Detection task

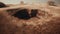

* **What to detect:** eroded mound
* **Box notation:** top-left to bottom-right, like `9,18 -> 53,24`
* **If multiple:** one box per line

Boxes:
0,7 -> 60,34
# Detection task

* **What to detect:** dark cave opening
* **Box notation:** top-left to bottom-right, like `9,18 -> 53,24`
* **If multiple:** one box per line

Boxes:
12,9 -> 31,20
11,9 -> 38,20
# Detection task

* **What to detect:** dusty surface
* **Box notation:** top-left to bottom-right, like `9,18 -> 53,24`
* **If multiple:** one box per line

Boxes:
0,4 -> 60,34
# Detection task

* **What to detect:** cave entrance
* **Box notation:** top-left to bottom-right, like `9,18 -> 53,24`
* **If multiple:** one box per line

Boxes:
12,9 -> 38,20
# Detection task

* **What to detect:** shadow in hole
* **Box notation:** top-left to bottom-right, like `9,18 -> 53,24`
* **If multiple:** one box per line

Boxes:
12,9 -> 31,20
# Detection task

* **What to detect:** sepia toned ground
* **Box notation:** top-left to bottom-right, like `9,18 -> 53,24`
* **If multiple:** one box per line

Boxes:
0,4 -> 60,34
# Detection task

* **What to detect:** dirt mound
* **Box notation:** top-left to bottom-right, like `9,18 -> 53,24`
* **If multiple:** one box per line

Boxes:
0,6 -> 60,34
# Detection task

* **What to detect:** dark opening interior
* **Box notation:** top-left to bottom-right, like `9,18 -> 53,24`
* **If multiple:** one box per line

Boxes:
31,9 -> 38,17
7,8 -> 39,20
12,9 -> 31,20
